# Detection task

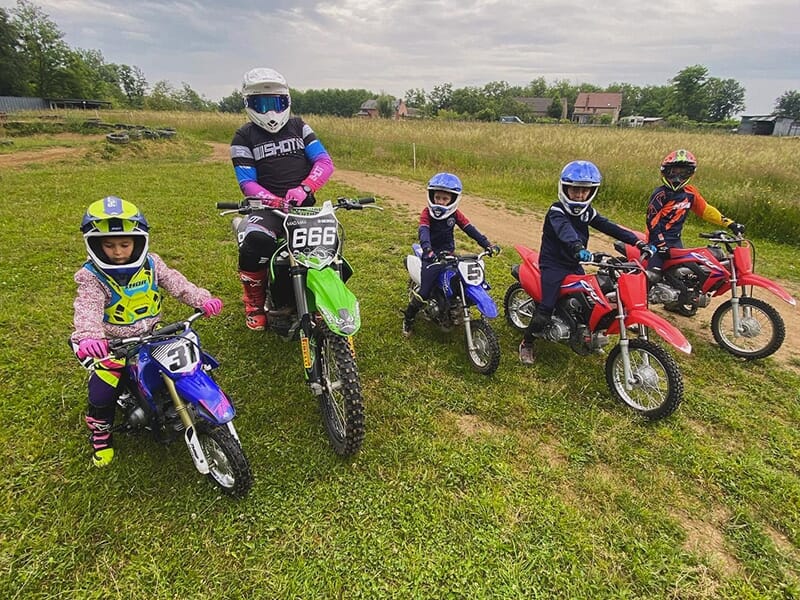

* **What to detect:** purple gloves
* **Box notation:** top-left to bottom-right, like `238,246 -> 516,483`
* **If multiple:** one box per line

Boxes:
77,338 -> 109,359
202,298 -> 223,317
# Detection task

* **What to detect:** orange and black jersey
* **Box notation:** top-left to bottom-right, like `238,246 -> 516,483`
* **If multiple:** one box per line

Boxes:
646,184 -> 730,246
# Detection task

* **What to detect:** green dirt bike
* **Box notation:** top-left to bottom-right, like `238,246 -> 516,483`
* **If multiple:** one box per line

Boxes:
217,196 -> 379,456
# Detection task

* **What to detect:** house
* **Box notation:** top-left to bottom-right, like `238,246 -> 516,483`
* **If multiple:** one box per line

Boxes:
618,115 -> 664,128
572,92 -> 623,124
356,98 -> 414,119
513,97 -> 559,118
737,115 -> 800,137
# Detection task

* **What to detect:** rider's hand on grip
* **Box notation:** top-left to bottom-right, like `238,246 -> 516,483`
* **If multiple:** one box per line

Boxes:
728,222 -> 745,236
284,185 -> 308,205
575,248 -> 593,262
201,298 -> 223,318
422,246 -> 435,260
486,244 -> 502,257
635,241 -> 657,260
77,337 -> 109,359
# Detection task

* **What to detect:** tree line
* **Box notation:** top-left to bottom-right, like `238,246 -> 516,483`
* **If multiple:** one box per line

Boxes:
2,0 -> 799,123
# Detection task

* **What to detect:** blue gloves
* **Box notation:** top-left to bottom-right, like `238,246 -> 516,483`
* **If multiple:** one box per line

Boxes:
575,248 -> 593,262
635,241 -> 657,260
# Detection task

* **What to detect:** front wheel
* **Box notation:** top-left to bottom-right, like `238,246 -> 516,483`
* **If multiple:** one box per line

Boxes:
316,325 -> 365,457
196,425 -> 253,498
466,319 -> 501,375
504,282 -> 535,332
710,296 -> 785,360
605,338 -> 683,421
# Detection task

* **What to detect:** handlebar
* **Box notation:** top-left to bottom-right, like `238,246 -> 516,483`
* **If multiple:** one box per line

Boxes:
107,311 -> 204,354
216,196 -> 380,215
699,230 -> 745,244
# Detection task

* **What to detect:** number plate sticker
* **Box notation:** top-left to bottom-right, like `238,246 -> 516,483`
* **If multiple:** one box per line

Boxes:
458,259 -> 485,286
150,332 -> 200,374
284,210 -> 339,268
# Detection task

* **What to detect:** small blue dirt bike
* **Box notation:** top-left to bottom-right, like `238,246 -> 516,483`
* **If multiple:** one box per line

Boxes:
106,311 -> 252,498
404,244 -> 501,375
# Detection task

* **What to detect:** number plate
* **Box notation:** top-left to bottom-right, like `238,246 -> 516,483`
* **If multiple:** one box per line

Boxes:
458,259 -> 485,286
283,202 -> 340,268
150,331 -> 200,374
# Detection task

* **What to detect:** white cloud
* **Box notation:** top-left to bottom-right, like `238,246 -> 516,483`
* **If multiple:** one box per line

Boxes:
1,0 -> 797,113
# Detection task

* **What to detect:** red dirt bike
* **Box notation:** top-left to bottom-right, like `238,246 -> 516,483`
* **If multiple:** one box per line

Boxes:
614,230 -> 796,360
504,246 -> 691,421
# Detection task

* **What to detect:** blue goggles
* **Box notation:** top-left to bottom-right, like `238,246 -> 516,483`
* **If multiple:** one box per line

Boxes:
246,94 -> 290,114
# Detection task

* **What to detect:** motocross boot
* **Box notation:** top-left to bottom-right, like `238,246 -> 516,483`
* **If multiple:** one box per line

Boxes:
239,269 -> 268,330
85,411 -> 114,467
402,297 -> 425,337
518,340 -> 536,365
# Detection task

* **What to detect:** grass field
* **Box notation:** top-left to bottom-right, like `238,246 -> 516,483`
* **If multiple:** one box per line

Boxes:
1,112 -> 799,598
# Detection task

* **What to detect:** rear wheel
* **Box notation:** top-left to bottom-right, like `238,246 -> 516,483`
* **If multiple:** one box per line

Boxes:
504,282 -> 535,331
196,425 -> 253,498
711,296 -> 785,360
316,325 -> 365,456
466,319 -> 501,375
605,338 -> 683,421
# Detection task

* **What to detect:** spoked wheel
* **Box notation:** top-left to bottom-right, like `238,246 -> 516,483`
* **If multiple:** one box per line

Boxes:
504,282 -> 535,331
196,425 -> 253,498
466,319 -> 501,375
316,324 -> 365,457
605,338 -> 683,421
710,296 -> 785,360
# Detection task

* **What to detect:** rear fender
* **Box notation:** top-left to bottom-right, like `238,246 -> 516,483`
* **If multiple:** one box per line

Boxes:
306,267 -> 361,335
514,244 -> 542,301
610,309 -> 692,354
405,255 -> 422,285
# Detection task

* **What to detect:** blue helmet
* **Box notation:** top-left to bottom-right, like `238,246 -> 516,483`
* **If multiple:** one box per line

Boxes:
427,172 -> 462,220
558,160 -> 601,216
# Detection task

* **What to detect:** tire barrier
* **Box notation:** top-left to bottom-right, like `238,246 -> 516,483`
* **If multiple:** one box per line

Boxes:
106,132 -> 130,144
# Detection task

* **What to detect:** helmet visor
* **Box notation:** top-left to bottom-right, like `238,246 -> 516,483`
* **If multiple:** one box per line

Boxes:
246,94 -> 290,114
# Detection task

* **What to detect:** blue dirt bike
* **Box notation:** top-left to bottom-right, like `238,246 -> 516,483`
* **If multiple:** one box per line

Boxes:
404,244 -> 502,375
105,311 -> 252,498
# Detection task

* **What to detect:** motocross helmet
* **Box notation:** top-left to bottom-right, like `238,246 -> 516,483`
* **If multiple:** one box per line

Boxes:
81,196 -> 149,278
660,149 -> 697,191
242,67 -> 291,133
558,160 -> 601,216
427,172 -> 462,220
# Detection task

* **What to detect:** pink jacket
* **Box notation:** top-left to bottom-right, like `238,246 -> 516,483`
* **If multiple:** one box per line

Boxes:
71,253 -> 213,343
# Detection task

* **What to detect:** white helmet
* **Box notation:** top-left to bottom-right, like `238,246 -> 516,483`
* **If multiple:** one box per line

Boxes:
242,67 -> 291,133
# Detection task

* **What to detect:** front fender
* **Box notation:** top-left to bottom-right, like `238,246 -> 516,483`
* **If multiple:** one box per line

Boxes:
609,309 -> 692,354
306,267 -> 361,335
464,284 -> 499,318
738,273 -> 796,306
174,370 -> 236,424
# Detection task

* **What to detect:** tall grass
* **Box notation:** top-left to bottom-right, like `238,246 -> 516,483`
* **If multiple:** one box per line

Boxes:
1,118 -> 799,598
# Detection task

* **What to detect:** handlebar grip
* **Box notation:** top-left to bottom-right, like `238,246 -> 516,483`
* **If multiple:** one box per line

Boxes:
357,197 -> 376,205
216,202 -> 241,209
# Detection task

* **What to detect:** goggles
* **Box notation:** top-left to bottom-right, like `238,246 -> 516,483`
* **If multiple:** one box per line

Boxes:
246,94 -> 290,114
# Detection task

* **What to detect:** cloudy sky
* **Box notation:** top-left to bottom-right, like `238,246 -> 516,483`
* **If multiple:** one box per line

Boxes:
3,0 -> 798,115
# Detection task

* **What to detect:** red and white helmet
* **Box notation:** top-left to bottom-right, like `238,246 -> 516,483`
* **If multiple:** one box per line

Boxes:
242,68 -> 291,133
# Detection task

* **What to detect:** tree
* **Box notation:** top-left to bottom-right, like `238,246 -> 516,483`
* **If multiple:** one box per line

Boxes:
11,0 -> 71,96
775,90 -> 800,121
218,89 -> 243,113
376,93 -> 395,118
669,65 -> 709,121
705,77 -> 745,121
403,88 -> 427,108
427,83 -> 453,112
0,7 -> 28,95
117,64 -> 147,107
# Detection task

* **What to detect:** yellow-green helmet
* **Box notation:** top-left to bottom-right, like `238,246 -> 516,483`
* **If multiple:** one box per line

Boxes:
81,196 -> 149,277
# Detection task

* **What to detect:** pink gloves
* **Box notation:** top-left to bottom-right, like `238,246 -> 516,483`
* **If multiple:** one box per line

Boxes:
77,338 -> 109,359
284,185 -> 309,206
202,298 -> 223,317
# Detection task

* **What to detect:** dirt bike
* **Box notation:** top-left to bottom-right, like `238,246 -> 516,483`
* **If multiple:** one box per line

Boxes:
217,196 -> 379,457
504,246 -> 691,421
404,245 -> 502,375
614,230 -> 796,360
104,311 -> 253,498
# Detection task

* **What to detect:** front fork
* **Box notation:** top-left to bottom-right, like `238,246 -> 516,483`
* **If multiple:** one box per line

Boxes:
615,300 -> 649,392
161,374 -> 209,475
459,281 -> 478,352
727,260 -> 746,335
